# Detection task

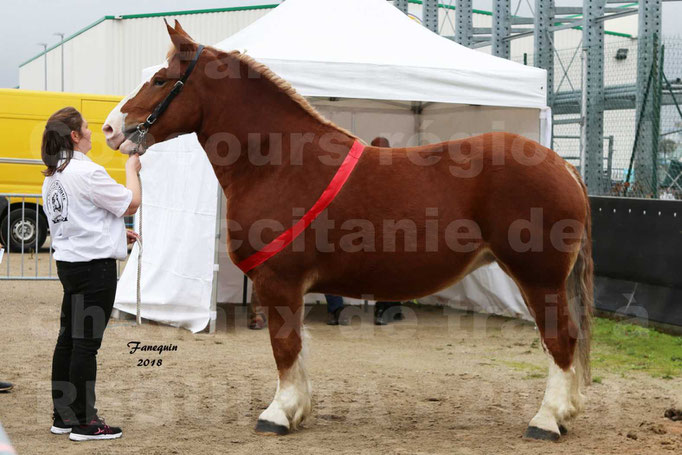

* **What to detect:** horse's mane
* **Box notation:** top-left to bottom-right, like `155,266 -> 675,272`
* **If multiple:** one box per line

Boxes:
216,48 -> 360,141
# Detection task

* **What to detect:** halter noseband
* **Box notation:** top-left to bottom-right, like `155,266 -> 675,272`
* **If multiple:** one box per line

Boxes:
126,44 -> 205,154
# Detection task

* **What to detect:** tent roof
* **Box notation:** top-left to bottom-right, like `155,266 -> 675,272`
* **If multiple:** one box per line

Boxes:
215,0 -> 547,109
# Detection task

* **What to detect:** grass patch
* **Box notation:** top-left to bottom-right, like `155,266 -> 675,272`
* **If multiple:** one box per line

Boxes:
524,372 -> 546,380
592,317 -> 682,379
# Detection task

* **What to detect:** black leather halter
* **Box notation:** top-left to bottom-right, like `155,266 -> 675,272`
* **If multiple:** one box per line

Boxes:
126,44 -> 205,153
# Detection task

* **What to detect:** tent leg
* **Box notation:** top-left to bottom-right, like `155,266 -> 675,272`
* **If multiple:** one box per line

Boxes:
413,101 -> 423,146
242,275 -> 248,306
209,184 -> 222,334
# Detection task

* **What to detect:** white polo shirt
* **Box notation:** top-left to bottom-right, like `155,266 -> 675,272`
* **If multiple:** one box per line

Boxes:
42,151 -> 133,262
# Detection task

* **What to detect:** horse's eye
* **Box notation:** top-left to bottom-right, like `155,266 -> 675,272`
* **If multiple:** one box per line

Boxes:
153,79 -> 165,86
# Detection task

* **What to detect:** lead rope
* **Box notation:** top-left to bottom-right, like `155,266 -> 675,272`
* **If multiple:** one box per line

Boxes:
135,167 -> 143,326
126,45 -> 205,326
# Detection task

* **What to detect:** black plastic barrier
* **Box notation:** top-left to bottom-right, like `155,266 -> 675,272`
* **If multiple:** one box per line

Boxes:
590,196 -> 682,329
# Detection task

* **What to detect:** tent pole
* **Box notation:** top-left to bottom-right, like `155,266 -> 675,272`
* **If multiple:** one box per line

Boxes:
209,183 -> 222,334
413,102 -> 423,146
242,276 -> 248,306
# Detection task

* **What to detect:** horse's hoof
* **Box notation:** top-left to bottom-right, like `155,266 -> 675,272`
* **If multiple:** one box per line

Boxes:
559,424 -> 568,435
524,426 -> 561,441
255,419 -> 289,435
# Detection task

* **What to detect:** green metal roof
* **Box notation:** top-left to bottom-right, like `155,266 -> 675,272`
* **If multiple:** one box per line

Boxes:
104,3 -> 279,20
20,1 -> 634,68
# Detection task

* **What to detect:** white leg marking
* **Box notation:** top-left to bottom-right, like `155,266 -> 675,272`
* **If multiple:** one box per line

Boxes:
529,355 -> 582,433
259,327 -> 312,430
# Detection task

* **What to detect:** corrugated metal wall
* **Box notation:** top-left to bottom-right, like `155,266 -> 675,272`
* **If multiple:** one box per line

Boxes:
19,8 -> 271,95
108,9 -> 271,95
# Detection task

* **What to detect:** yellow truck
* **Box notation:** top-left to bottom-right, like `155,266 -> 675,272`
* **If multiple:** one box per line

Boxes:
0,89 -> 124,250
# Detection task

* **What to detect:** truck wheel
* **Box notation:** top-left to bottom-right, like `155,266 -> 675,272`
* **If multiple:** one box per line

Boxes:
0,208 -> 48,252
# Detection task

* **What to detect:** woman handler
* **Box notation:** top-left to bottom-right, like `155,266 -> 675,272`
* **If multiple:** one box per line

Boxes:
41,107 -> 141,441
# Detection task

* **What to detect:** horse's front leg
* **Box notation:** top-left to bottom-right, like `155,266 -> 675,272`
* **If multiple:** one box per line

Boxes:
254,284 -> 311,435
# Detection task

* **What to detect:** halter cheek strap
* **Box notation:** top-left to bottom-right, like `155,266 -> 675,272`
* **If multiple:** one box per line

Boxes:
126,44 -> 205,153
236,140 -> 366,273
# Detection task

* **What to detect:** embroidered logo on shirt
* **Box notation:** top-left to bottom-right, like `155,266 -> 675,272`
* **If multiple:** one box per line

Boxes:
46,180 -> 69,223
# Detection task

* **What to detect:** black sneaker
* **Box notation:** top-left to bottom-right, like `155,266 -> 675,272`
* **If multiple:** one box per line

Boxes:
326,306 -> 350,326
69,416 -> 122,441
374,312 -> 387,325
0,381 -> 13,392
50,414 -> 76,435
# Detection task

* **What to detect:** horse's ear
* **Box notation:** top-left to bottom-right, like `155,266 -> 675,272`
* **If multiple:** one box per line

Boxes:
175,19 -> 189,37
173,20 -> 193,40
164,18 -> 175,36
164,19 -> 195,50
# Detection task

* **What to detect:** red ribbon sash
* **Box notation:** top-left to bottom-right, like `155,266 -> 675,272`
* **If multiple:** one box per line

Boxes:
236,140 -> 365,273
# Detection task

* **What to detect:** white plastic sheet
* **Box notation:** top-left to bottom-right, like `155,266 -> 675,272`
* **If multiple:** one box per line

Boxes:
114,134 -> 219,332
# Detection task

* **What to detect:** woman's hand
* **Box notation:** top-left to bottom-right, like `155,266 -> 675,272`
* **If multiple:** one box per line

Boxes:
125,154 -> 142,174
124,154 -> 142,216
126,230 -> 141,245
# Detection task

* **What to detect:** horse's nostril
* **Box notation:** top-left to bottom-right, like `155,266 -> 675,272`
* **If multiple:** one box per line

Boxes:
102,123 -> 114,138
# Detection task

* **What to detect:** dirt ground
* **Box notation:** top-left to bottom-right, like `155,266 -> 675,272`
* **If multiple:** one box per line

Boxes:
1,275 -> 681,455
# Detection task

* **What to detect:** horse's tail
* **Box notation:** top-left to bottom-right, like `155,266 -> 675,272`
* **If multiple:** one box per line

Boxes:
566,166 -> 594,387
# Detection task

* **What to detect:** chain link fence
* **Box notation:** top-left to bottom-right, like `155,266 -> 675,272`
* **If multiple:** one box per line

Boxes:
658,38 -> 682,199
517,36 -> 682,199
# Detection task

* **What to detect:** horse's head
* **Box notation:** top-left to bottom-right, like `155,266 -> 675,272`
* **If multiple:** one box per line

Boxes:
103,20 -> 205,154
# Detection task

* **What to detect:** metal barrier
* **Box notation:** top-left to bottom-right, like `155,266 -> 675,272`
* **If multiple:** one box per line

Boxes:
1,192 -> 127,281
0,193 -> 58,280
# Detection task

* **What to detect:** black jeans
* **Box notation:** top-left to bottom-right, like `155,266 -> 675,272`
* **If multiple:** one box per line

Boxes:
52,258 -> 117,424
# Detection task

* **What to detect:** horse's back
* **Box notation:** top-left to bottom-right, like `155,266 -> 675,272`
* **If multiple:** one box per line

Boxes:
311,132 -> 586,298
356,132 -> 585,222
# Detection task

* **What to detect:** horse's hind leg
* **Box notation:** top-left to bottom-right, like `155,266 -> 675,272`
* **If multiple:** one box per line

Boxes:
253,283 -> 312,435
519,285 -> 583,441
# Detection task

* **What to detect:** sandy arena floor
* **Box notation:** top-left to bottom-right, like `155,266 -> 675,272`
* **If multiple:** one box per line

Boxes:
1,275 -> 681,455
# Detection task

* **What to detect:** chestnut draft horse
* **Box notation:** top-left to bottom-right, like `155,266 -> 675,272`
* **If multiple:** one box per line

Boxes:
104,22 -> 593,442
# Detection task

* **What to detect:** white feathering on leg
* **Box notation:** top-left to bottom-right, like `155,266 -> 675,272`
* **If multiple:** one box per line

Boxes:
258,325 -> 312,430
529,355 -> 581,434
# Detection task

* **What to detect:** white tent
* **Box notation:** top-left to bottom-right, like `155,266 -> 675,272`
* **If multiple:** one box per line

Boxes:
214,0 -> 547,108
115,0 -> 542,332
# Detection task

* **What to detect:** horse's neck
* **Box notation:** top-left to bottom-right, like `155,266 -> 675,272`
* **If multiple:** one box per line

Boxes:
196,84 -> 354,217
199,115 -> 344,185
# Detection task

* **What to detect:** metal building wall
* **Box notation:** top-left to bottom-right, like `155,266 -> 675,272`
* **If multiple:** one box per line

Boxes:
108,9 -> 271,95
70,23 -> 112,94
19,8 -> 272,95
21,19 -> 118,93
18,60 -> 44,91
